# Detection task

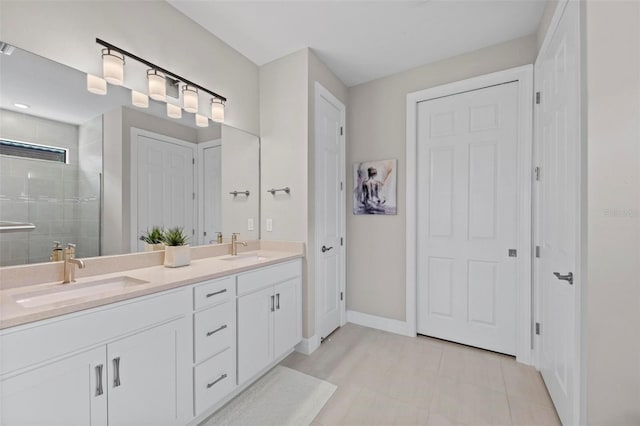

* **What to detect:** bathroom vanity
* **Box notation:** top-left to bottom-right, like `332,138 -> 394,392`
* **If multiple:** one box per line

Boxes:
0,246 -> 303,425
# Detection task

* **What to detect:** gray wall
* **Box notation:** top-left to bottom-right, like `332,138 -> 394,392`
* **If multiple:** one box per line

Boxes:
585,1 -> 640,424
346,35 -> 537,321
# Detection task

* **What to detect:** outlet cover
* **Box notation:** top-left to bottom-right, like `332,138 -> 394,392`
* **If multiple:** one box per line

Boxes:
247,218 -> 254,231
266,218 -> 273,232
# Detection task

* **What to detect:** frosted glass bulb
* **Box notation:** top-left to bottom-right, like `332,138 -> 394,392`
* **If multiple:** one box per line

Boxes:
182,85 -> 198,113
195,114 -> 209,127
147,70 -> 166,101
87,74 -> 107,95
102,49 -> 125,85
211,99 -> 225,122
167,103 -> 182,119
131,90 -> 149,108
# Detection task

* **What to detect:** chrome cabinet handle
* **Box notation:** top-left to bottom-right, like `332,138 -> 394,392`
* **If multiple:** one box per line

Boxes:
321,245 -> 333,253
206,324 -> 228,337
270,295 -> 275,312
95,364 -> 104,396
206,288 -> 227,298
276,293 -> 280,310
113,357 -> 121,387
553,272 -> 573,285
207,373 -> 228,389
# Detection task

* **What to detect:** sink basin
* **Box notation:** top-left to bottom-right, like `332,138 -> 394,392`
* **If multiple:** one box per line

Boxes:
13,276 -> 149,308
220,254 -> 268,262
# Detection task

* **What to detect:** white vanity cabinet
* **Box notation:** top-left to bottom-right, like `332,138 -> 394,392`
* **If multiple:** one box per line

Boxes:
237,259 -> 302,385
0,289 -> 191,426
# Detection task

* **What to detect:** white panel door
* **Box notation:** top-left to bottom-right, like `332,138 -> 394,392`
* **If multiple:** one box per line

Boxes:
0,347 -> 107,426
202,144 -> 222,244
316,87 -> 344,340
107,319 -> 185,426
136,134 -> 194,251
237,287 -> 273,385
536,1 -> 581,424
274,278 -> 301,359
417,82 -> 519,355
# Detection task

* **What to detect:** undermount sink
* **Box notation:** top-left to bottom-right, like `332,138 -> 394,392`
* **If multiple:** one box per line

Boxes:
13,276 -> 149,309
220,253 -> 268,262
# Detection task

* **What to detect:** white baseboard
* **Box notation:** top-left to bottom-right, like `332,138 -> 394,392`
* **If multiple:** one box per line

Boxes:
347,310 -> 414,337
295,335 -> 320,355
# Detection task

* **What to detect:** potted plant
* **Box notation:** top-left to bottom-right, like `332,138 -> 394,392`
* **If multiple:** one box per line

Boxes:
162,227 -> 190,267
139,226 -> 165,252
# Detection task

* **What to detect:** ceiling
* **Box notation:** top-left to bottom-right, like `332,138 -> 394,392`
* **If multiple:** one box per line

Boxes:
168,0 -> 546,87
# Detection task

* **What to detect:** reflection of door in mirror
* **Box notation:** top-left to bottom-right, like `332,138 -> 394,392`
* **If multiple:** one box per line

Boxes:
131,129 -> 195,252
199,141 -> 222,244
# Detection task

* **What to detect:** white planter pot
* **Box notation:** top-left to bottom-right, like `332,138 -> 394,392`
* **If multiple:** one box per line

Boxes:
144,242 -> 165,252
164,245 -> 191,267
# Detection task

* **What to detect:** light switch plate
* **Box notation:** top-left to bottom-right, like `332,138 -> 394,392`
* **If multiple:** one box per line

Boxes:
266,218 -> 273,232
247,218 -> 254,231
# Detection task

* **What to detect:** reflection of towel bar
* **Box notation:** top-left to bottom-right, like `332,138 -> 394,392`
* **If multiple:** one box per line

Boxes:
0,221 -> 36,233
229,190 -> 250,197
267,187 -> 290,195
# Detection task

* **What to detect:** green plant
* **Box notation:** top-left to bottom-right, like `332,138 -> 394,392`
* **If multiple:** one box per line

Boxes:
162,227 -> 189,246
139,226 -> 164,244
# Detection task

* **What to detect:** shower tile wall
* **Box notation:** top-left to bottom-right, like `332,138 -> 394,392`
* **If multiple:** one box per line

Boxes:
0,109 -> 101,266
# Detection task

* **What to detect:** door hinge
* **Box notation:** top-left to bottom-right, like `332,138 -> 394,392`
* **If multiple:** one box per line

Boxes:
536,92 -> 541,105
340,126 -> 343,136
340,292 -> 344,301
192,158 -> 195,165
508,249 -> 517,257
192,229 -> 195,235
534,167 -> 541,181
340,237 -> 343,246
204,231 -> 207,236
535,322 -> 541,335
340,181 -> 343,191
192,192 -> 196,200
535,245 -> 541,258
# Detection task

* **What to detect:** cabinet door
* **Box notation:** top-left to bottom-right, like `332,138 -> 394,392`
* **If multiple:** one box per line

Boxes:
274,277 -> 301,359
107,318 -> 188,426
237,286 -> 273,385
0,346 -> 107,426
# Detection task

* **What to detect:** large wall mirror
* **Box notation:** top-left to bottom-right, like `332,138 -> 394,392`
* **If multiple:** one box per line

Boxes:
0,43 -> 260,267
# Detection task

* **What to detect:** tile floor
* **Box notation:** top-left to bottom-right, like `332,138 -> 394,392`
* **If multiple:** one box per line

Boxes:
281,323 -> 561,426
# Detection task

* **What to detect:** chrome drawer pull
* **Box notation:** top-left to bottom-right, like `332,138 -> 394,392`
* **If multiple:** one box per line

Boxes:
113,357 -> 121,387
95,364 -> 104,396
207,373 -> 227,389
206,324 -> 228,337
206,288 -> 227,298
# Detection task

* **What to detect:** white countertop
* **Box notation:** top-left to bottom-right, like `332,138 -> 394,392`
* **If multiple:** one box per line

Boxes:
0,249 -> 302,330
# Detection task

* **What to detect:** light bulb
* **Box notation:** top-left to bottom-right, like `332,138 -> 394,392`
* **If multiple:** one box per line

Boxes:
182,85 -> 198,113
87,74 -> 107,95
102,48 -> 125,85
147,69 -> 166,101
131,90 -> 149,108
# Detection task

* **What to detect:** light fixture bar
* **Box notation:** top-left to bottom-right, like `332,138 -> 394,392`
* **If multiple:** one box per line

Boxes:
95,38 -> 226,102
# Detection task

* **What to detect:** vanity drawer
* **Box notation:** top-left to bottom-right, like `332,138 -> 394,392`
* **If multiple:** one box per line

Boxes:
194,301 -> 234,363
193,276 -> 235,310
236,259 -> 301,296
194,348 -> 235,416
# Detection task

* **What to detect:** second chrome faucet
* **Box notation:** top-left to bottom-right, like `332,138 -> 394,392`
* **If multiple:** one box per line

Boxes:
231,233 -> 247,256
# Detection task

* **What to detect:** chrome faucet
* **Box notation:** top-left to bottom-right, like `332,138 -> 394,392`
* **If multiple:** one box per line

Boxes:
62,243 -> 85,284
231,233 -> 247,256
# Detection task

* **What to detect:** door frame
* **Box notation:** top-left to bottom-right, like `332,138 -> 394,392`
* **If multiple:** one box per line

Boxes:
533,0 -> 584,423
314,82 -> 347,347
129,127 -> 196,252
197,139 -> 222,245
405,65 -> 534,363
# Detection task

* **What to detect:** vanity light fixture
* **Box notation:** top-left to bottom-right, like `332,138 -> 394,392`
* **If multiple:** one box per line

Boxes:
195,113 -> 209,128
92,39 -> 227,120
131,90 -> 149,108
147,69 -> 166,101
182,85 -> 198,113
211,98 -> 225,123
86,74 -> 107,95
167,103 -> 182,119
102,48 -> 125,85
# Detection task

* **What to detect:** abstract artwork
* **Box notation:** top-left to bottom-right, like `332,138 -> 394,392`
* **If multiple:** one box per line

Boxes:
353,159 -> 397,215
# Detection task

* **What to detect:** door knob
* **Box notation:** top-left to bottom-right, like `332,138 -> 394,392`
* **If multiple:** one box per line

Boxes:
321,245 -> 333,253
553,272 -> 573,285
